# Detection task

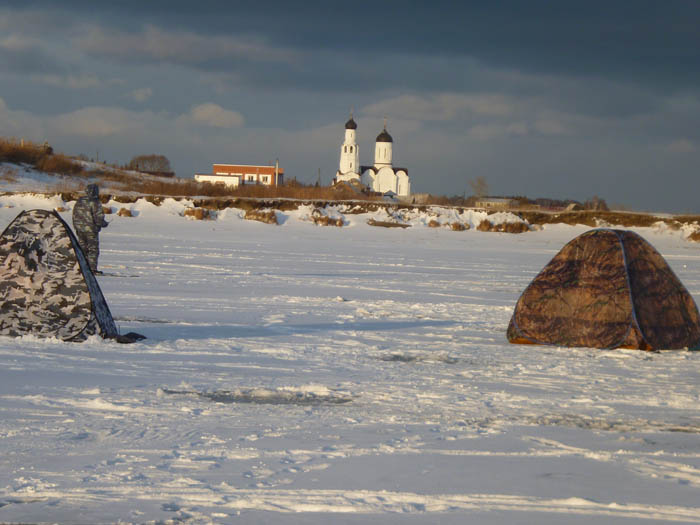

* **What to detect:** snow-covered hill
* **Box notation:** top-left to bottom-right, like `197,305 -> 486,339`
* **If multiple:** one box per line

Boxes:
1,194 -> 700,524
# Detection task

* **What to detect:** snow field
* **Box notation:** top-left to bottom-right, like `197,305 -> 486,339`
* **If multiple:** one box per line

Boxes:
0,195 -> 699,523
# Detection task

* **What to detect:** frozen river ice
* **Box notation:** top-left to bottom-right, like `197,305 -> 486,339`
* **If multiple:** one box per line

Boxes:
1,195 -> 700,524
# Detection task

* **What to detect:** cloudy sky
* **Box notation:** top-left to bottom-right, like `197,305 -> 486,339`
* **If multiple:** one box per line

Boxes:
1,1 -> 699,211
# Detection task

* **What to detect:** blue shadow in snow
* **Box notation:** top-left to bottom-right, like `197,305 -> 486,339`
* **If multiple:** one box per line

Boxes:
118,319 -> 459,342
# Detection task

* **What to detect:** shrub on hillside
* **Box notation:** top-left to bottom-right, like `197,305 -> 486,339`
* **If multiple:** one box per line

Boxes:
0,137 -> 84,176
0,138 -> 47,165
36,154 -> 84,176
128,154 -> 172,172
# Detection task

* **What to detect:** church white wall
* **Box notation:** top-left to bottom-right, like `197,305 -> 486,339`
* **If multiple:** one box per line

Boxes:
339,129 -> 360,175
375,167 -> 398,193
396,171 -> 410,197
336,171 -> 361,183
336,118 -> 411,197
374,141 -> 393,167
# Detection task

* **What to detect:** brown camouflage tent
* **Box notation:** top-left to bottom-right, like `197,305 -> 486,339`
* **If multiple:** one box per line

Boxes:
508,229 -> 700,350
0,209 -> 142,342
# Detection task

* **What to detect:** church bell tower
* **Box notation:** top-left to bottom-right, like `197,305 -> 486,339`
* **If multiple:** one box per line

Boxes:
338,113 -> 360,177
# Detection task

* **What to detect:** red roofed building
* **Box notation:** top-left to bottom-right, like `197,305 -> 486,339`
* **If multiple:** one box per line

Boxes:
195,162 -> 284,188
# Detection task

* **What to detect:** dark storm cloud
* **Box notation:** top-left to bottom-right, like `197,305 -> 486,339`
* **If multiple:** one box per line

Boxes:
7,0 -> 700,92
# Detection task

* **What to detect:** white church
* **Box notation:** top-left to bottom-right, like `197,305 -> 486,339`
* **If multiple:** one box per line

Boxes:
334,115 -> 411,198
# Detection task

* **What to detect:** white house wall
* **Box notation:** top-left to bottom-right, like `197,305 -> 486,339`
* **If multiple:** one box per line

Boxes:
195,175 -> 241,188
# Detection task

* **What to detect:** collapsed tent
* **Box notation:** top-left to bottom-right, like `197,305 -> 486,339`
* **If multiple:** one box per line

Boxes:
508,228 -> 700,350
0,209 -> 142,343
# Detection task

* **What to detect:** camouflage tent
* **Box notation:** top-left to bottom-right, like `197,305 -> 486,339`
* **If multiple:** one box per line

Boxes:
0,209 -> 138,342
508,229 -> 700,350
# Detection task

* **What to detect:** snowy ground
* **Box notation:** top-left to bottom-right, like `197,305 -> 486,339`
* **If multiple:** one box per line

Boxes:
1,194 -> 700,524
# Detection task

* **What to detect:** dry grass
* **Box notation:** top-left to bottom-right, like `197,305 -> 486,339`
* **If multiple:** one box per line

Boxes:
113,177 -> 229,197
117,208 -> 133,217
517,210 -> 665,228
0,166 -> 19,183
0,137 -> 86,177
0,137 -> 47,165
312,216 -> 344,227
687,231 -> 700,242
478,220 -> 530,233
183,207 -> 212,220
48,180 -> 84,194
108,174 -> 383,201
36,154 -> 84,175
310,208 -> 344,227
244,209 -> 278,225
477,220 -> 492,232
367,218 -> 411,229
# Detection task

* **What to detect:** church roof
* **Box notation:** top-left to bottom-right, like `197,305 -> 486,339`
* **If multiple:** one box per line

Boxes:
376,128 -> 393,143
345,117 -> 357,130
361,165 -> 408,174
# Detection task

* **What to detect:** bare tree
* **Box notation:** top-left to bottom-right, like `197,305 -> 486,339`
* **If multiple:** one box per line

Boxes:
128,154 -> 172,173
468,176 -> 489,197
584,195 -> 609,211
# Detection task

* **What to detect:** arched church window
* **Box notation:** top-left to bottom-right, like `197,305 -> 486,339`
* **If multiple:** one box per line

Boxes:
350,146 -> 353,153
344,146 -> 347,153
